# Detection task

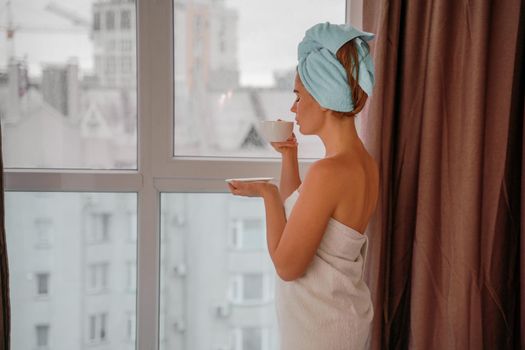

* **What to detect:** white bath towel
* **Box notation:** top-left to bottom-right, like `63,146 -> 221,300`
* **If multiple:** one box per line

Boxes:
275,189 -> 373,350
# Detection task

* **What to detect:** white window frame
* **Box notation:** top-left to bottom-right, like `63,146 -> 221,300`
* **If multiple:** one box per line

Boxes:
4,1 -> 359,349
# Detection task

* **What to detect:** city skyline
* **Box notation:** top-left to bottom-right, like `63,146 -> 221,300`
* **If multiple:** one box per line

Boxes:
0,0 -> 345,86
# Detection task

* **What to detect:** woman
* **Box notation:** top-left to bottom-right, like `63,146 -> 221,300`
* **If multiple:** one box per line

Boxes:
227,22 -> 379,350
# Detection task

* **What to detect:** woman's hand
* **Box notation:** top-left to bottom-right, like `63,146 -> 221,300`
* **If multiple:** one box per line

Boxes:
227,181 -> 277,198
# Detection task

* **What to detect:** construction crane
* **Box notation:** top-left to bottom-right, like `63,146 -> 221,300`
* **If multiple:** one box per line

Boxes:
44,1 -> 91,28
0,0 -> 90,63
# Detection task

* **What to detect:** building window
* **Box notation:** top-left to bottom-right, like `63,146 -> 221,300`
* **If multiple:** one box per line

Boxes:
121,39 -> 133,52
105,10 -> 115,30
230,218 -> 265,250
90,212 -> 111,243
88,262 -> 109,293
93,11 -> 101,31
229,273 -> 270,304
126,311 -> 136,342
121,10 -> 131,29
34,218 -> 52,248
232,327 -> 269,350
35,324 -> 50,348
88,313 -> 108,343
35,272 -> 50,296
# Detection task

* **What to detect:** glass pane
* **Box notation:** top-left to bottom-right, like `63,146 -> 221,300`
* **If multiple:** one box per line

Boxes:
242,219 -> 265,250
173,0 -> 345,158
6,192 -> 137,349
242,328 -> 262,350
243,273 -> 263,301
1,0 -> 137,169
160,193 -> 278,350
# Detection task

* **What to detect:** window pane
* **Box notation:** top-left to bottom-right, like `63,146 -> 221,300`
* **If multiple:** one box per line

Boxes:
243,273 -> 263,301
6,192 -> 137,349
35,324 -> 50,347
242,327 -> 262,350
36,273 -> 49,295
1,0 -> 137,169
242,219 -> 265,250
160,193 -> 278,350
173,0 -> 345,158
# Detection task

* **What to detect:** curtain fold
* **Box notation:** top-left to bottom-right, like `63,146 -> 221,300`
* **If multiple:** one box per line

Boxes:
361,0 -> 524,348
0,120 -> 10,349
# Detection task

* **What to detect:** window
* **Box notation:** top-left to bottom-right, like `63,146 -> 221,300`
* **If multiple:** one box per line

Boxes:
106,10 -> 115,30
34,218 -> 52,248
88,262 -> 109,293
6,1 -> 356,349
173,0 -> 345,158
229,273 -> 271,304
35,324 -> 50,348
232,327 -> 270,350
126,311 -> 136,342
121,10 -> 132,29
122,39 -> 133,52
93,11 -> 101,31
36,272 -> 50,296
230,218 -> 265,250
88,313 -> 108,343
3,2 -> 137,169
90,212 -> 112,243
7,193 -> 137,348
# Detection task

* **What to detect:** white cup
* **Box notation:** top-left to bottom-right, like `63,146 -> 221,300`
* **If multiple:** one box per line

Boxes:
259,120 -> 294,142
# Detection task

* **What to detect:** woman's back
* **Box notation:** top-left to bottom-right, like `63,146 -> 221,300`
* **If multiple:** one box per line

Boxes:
318,148 -> 379,235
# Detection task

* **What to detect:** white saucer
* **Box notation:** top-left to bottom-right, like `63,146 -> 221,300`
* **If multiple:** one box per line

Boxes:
225,177 -> 274,183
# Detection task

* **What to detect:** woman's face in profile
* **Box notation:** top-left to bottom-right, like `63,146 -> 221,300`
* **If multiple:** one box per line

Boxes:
290,73 -> 326,135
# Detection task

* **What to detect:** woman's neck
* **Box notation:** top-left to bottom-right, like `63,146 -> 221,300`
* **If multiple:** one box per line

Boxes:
319,116 -> 365,158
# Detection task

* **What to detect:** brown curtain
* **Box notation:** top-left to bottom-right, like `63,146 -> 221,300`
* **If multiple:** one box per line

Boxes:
361,0 -> 524,349
0,122 -> 9,349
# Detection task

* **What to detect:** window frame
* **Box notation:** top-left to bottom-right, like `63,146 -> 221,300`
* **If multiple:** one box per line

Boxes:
4,1 -> 361,349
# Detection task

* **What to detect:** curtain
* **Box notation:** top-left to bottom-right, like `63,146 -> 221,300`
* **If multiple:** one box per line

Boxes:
0,121 -> 10,349
361,0 -> 524,348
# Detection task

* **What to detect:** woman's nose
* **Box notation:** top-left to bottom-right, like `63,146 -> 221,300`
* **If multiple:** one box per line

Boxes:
290,102 -> 297,113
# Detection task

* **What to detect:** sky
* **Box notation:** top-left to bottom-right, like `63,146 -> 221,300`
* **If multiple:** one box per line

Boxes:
0,0 -> 345,86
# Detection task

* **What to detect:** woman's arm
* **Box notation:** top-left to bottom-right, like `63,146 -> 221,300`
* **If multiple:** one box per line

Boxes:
279,151 -> 301,202
270,131 -> 301,203
260,184 -> 287,271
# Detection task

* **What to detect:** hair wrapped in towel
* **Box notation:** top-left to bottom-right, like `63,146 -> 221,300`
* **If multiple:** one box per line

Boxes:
297,22 -> 375,113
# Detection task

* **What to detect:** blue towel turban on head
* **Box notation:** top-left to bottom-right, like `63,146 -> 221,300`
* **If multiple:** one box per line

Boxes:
297,22 -> 375,113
